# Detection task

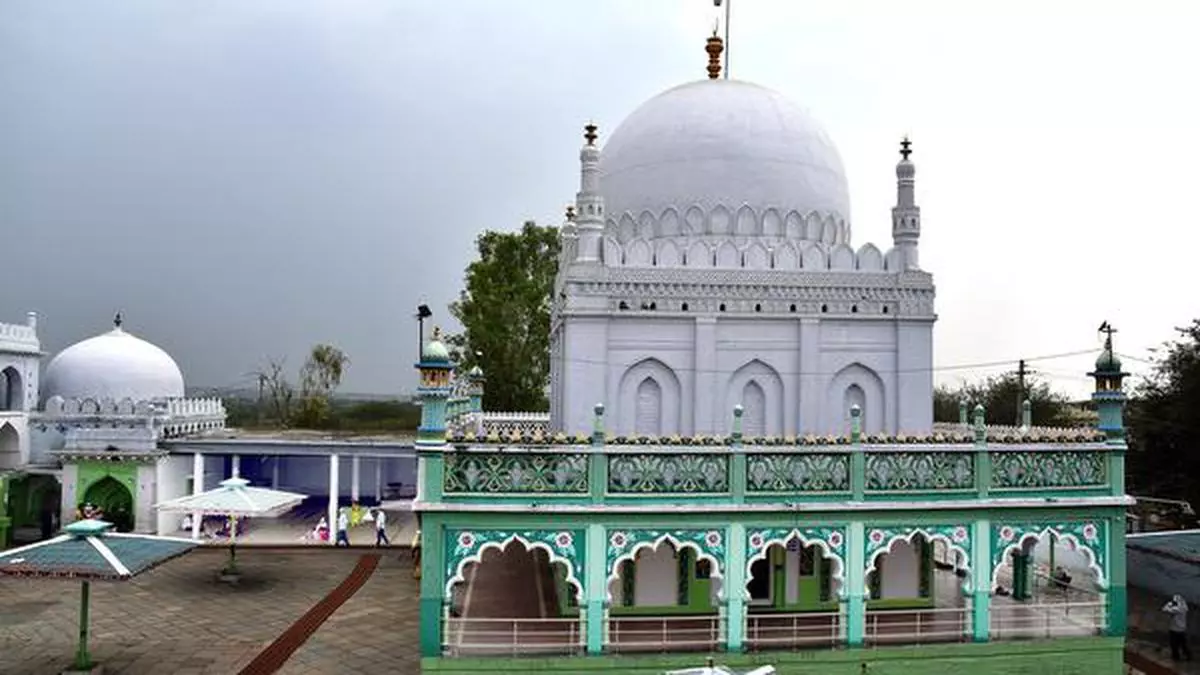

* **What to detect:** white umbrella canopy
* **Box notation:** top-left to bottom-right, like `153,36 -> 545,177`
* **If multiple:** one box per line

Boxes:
153,476 -> 306,517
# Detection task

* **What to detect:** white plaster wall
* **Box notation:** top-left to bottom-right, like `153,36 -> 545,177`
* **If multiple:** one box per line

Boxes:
879,540 -> 920,599
135,463 -> 157,533
154,454 -> 191,535
0,413 -> 29,469
28,423 -> 65,465
59,464 -> 79,524
785,548 -> 800,604
634,546 -> 678,606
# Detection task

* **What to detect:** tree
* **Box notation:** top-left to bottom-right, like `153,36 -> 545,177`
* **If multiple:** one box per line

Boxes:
1127,319 -> 1200,507
255,359 -> 295,425
448,220 -> 559,412
933,372 -> 1075,427
251,344 -> 349,428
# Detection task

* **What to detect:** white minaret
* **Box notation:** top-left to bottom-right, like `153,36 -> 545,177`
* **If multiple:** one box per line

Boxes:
891,137 -> 921,271
559,205 -> 579,267
574,123 -> 605,262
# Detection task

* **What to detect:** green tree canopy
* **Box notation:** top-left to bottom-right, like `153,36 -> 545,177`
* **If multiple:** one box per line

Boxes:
449,220 -> 559,412
1127,319 -> 1200,506
933,372 -> 1076,427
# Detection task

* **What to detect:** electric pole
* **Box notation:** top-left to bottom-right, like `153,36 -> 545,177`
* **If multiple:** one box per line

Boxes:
1016,359 -> 1027,426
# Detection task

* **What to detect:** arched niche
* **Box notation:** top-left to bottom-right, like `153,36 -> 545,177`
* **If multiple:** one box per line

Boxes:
736,205 -> 757,236
864,525 -> 974,594
785,211 -> 804,239
744,242 -> 769,270
617,358 -> 682,436
857,243 -> 884,271
1,365 -> 23,411
444,529 -> 586,603
709,205 -> 732,236
660,207 -> 681,237
774,242 -> 799,270
830,243 -> 856,271
745,527 -> 848,601
602,236 -> 623,266
715,241 -> 740,268
0,422 -> 20,471
686,241 -> 713,268
826,363 -> 886,435
990,522 -> 1108,591
625,238 -> 652,267
634,377 -> 663,436
801,243 -> 827,270
725,360 -> 785,437
762,208 -> 783,237
637,210 -> 657,239
684,205 -> 705,235
655,240 -> 681,267
617,214 -> 637,244
605,529 -> 726,603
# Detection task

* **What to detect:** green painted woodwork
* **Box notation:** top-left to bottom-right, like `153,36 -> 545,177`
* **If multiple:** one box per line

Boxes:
971,519 -> 992,641
1108,443 -> 1126,497
1107,518 -> 1127,636
865,452 -> 974,492
745,453 -> 849,493
990,451 -> 1107,489
618,559 -> 634,607
443,452 -> 589,494
608,453 -> 728,493
730,452 -> 746,504
421,637 -> 1126,674
609,546 -> 716,616
75,462 -> 137,533
419,520 -> 447,658
846,522 -> 866,646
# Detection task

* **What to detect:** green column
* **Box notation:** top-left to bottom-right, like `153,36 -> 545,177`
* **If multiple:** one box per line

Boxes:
971,519 -> 991,642
849,406 -> 865,501
418,519 -> 446,657
846,521 -> 866,646
588,452 -> 607,504
1107,517 -> 1127,636
1109,440 -> 1126,497
725,522 -> 747,652
422,452 -> 445,503
585,523 -> 608,654
74,580 -> 92,670
730,406 -> 746,505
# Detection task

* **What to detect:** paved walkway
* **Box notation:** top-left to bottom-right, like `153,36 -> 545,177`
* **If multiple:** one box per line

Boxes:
0,548 -> 419,674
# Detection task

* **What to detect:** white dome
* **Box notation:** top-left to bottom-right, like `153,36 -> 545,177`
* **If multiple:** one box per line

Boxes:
42,326 -> 185,403
599,79 -> 850,240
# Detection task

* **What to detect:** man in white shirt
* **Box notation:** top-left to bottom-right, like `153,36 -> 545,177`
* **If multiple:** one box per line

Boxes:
1164,594 -> 1192,661
335,509 -> 351,547
374,509 -> 390,547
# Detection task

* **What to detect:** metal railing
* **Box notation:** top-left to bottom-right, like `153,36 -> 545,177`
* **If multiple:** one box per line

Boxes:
442,617 -> 583,657
745,611 -> 841,650
990,601 -> 1107,639
864,606 -> 971,645
606,615 -> 721,653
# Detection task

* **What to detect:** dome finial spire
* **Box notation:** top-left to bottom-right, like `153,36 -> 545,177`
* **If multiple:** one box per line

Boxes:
705,33 -> 724,80
584,122 -> 598,147
113,312 -> 123,329
900,136 -> 912,161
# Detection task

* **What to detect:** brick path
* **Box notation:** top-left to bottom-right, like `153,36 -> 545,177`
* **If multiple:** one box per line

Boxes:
0,548 -> 419,674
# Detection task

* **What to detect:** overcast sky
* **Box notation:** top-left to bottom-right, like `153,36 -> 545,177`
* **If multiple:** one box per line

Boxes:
2,0 -> 1198,400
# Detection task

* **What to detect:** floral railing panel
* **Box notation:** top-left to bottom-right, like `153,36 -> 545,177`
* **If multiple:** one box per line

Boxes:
865,452 -> 974,492
607,453 -> 729,494
745,453 -> 850,493
990,451 -> 1107,489
443,452 -> 589,494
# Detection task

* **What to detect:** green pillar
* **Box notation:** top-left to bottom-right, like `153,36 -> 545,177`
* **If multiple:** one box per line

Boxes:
74,580 -> 92,670
585,523 -> 608,654
725,522 -> 747,652
1109,440 -> 1126,497
850,406 -> 865,501
730,406 -> 746,504
1107,518 -> 1128,636
971,519 -> 991,642
589,404 -> 608,505
846,521 -> 866,646
418,520 -> 446,657
974,405 -> 990,499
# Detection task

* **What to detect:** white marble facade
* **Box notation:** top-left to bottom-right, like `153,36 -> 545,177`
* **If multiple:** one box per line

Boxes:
550,79 -> 935,437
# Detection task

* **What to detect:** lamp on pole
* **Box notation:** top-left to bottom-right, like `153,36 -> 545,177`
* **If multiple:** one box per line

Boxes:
415,304 -> 432,358
714,0 -> 730,79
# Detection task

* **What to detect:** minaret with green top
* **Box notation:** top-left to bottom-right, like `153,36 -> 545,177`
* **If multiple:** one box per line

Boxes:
1089,321 -> 1128,440
416,326 -> 455,446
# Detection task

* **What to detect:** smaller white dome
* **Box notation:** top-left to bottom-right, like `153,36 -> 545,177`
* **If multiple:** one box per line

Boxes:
42,326 -> 185,403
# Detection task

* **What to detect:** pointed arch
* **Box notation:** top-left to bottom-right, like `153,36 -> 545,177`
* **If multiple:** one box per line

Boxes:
602,235 -> 624,266
634,377 -> 663,436
709,205 -> 732,236
617,213 -> 637,244
856,243 -> 884,271
826,363 -> 886,435
655,240 -> 681,267
715,240 -> 740,268
1,365 -> 23,411
844,384 -> 866,431
830,243 -> 856,270
736,205 -> 758,236
659,207 -> 681,237
605,531 -> 725,603
762,208 -> 783,237
725,360 -> 784,437
636,210 -> 657,239
805,213 -> 823,241
624,238 -> 652,267
884,247 -> 903,272
684,205 -> 705,235
741,381 -> 767,437
990,523 -> 1107,591
773,242 -> 799,270
444,531 -> 585,603
743,242 -> 769,270
0,422 -> 20,471
686,240 -> 712,268
785,210 -> 804,239
822,218 -> 837,244
617,358 -> 681,436
801,243 -> 827,270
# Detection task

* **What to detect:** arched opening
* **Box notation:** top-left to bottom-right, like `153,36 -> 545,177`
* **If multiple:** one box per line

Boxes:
608,539 -> 722,653
844,384 -> 866,434
866,532 -> 970,645
990,530 -> 1106,640
80,476 -> 135,533
742,381 -> 766,437
0,366 -> 22,411
635,377 -> 662,436
0,422 -> 19,471
5,474 -> 61,544
745,536 -> 843,650
445,540 -> 581,656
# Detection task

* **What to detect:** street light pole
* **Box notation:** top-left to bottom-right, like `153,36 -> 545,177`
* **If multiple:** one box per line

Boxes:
415,304 -> 432,359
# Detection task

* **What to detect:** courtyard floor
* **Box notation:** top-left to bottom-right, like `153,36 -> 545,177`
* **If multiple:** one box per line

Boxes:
0,548 -> 420,675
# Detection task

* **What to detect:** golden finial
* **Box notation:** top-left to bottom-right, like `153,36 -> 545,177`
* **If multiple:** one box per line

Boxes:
566,205 -> 576,221
705,32 -> 724,80
584,122 -> 598,146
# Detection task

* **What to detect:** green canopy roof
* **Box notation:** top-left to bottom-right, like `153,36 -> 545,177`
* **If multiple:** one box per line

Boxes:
0,520 -> 197,580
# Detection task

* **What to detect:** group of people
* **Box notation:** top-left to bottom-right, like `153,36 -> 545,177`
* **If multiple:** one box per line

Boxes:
310,505 -> 391,547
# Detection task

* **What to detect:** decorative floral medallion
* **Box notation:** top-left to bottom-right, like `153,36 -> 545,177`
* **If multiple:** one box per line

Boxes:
444,529 -> 586,597
605,529 -> 726,580
863,525 -> 974,570
990,521 -> 1108,586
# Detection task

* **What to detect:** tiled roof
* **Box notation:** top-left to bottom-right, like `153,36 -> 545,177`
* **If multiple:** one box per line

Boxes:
0,523 -> 196,580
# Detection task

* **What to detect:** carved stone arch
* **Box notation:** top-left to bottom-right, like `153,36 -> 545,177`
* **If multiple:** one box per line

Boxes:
80,398 -> 99,414
45,395 -> 65,415
1,365 -> 24,411
602,235 -> 624,266
743,242 -> 769,270
805,212 -> 823,241
826,363 -> 886,435
617,213 -> 637,244
725,359 -> 785,437
637,210 -> 657,239
445,530 -> 586,603
762,208 -> 783,237
605,529 -> 727,603
659,207 -> 681,238
736,204 -> 758,236
0,422 -> 20,470
655,239 -> 681,267
746,527 -> 848,600
617,358 -> 682,436
884,247 -> 902,272
625,238 -> 652,267
830,243 -> 856,271
715,240 -> 740,268
856,243 -> 884,271
785,210 -> 804,239
709,205 -> 732,236
686,240 -> 713,268
865,525 -> 974,594
990,522 -> 1108,591
774,241 -> 799,270
684,205 -> 705,235
822,217 -> 838,245
801,243 -> 827,270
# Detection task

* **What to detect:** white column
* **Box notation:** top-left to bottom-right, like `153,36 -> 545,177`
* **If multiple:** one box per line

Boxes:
231,454 -> 241,478
374,459 -> 383,502
351,455 -> 361,503
327,454 -> 340,546
191,452 -> 204,540
271,457 -> 280,489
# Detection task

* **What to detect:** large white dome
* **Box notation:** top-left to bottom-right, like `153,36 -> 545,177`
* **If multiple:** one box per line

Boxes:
42,325 -> 185,403
599,79 -> 850,241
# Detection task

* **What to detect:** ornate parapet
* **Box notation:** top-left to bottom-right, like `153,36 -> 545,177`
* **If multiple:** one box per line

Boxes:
478,411 -> 551,437
37,395 -> 225,439
52,426 -> 166,463
0,317 -> 40,354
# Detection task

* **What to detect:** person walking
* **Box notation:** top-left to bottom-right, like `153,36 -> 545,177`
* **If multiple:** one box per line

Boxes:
373,508 -> 390,547
1163,594 -> 1192,661
334,508 -> 351,548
